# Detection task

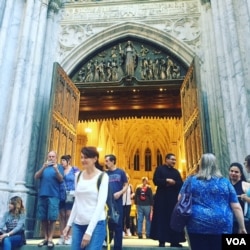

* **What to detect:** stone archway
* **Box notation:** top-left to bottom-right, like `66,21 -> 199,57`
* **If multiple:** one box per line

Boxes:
59,22 -> 199,184
61,22 -> 195,73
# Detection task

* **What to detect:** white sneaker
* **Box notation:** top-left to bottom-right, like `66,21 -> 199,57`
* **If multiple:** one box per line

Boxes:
64,236 -> 72,245
126,229 -> 132,237
56,236 -> 64,245
103,240 -> 107,247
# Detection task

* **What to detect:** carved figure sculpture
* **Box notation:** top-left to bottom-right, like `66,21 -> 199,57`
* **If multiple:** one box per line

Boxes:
124,41 -> 137,77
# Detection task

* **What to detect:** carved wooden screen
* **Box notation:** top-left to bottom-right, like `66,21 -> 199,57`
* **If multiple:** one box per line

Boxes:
48,63 -> 80,164
181,63 -> 203,174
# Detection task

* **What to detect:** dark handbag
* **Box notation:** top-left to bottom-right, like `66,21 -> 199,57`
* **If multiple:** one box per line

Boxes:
170,177 -> 192,232
107,200 -> 120,229
97,173 -> 120,227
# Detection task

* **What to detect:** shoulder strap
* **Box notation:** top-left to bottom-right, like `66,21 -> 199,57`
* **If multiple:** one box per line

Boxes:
77,171 -> 82,183
97,172 -> 105,191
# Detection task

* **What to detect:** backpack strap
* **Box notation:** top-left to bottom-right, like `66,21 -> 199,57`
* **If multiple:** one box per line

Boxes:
76,171 -> 82,183
97,172 -> 105,190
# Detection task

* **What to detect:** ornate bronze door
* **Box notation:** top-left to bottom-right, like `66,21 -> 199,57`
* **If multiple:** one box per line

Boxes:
181,62 -> 203,175
48,62 -> 80,165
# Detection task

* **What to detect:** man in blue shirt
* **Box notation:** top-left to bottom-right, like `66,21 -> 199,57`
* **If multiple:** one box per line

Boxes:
35,151 -> 64,248
105,154 -> 128,250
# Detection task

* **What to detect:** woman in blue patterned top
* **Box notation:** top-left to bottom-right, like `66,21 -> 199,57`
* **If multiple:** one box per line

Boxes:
179,153 -> 246,250
0,196 -> 26,250
58,155 -> 79,245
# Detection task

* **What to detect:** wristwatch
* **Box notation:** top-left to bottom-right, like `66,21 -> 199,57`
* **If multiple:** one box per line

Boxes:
6,233 -> 10,237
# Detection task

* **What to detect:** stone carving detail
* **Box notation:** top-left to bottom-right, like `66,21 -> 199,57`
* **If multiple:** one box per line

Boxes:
59,24 -> 94,47
62,2 -> 199,21
72,40 -> 185,83
58,1 -> 201,61
164,17 -> 200,49
174,18 -> 200,41
48,0 -> 62,13
58,24 -> 94,59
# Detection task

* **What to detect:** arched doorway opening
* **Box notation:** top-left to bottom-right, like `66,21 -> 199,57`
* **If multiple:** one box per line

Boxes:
50,22 -> 201,190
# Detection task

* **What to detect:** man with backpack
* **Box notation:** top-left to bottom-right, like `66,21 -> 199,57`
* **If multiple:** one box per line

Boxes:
134,177 -> 154,239
104,154 -> 128,250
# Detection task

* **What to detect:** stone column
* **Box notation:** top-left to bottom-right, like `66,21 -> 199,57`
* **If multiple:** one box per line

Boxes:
0,0 -> 15,156
0,0 -> 23,190
17,0 -> 49,195
199,0 -> 250,174
199,1 -> 230,174
32,0 -> 65,237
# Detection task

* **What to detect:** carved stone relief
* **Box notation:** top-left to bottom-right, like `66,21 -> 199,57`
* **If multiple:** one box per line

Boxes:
72,40 -> 186,83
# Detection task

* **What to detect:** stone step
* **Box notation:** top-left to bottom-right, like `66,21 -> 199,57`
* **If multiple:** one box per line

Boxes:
0,238 -> 190,250
1,245 -> 189,250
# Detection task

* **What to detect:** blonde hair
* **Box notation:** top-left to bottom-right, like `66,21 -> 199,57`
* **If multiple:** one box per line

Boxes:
10,196 -> 25,216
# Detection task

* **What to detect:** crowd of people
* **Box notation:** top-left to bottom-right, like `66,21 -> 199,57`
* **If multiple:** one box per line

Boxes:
1,150 -> 250,250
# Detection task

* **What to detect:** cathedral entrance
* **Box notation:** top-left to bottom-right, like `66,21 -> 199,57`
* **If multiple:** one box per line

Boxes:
45,37 -> 203,239
48,37 -> 203,191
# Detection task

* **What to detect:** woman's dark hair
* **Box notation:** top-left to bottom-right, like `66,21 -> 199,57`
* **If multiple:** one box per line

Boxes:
61,155 -> 71,163
81,146 -> 99,159
95,160 -> 104,171
229,162 -> 246,181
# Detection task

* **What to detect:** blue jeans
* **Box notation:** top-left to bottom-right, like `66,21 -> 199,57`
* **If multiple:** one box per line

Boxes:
137,205 -> 151,236
108,199 -> 123,250
1,235 -> 24,250
71,220 -> 106,250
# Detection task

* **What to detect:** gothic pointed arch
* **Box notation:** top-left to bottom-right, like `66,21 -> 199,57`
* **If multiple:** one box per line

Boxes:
61,22 -> 195,75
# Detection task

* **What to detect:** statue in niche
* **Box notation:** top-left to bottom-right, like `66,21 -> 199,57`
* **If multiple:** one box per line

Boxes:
106,60 -> 112,82
147,58 -> 154,80
172,63 -> 181,79
93,60 -> 100,82
141,58 -> 148,80
85,60 -> 94,82
166,56 -> 174,79
123,41 -> 138,77
77,66 -> 86,82
111,46 -> 118,58
152,58 -> 160,80
111,59 -> 118,81
140,45 -> 149,57
98,60 -> 105,82
159,57 -> 167,80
